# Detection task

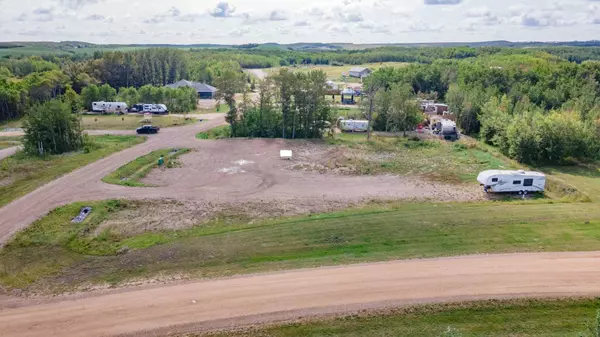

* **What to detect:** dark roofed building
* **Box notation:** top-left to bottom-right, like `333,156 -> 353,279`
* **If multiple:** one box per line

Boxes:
348,67 -> 372,78
165,80 -> 218,99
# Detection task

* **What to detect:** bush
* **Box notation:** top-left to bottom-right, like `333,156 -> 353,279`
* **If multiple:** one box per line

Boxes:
23,99 -> 83,156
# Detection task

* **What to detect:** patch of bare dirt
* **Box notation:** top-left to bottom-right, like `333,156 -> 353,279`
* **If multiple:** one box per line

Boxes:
0,177 -> 14,187
285,141 -> 396,175
95,198 -> 361,236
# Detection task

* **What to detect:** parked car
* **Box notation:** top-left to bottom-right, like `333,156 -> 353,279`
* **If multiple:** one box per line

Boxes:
136,125 -> 160,134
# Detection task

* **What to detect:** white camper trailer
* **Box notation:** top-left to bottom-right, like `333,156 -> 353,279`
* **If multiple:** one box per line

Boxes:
477,170 -> 546,194
339,119 -> 369,132
91,102 -> 128,114
142,104 -> 169,114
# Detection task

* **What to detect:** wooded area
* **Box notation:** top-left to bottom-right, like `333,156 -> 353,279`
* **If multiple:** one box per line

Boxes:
1,45 -> 600,163
365,54 -> 600,164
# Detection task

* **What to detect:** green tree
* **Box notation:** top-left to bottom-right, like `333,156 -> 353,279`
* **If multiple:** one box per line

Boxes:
273,68 -> 295,138
81,84 -> 100,110
98,84 -> 117,101
117,87 -> 139,107
362,76 -> 383,139
388,83 -> 422,135
23,99 -> 83,156
213,63 -> 245,136
63,84 -> 82,114
374,88 -> 392,131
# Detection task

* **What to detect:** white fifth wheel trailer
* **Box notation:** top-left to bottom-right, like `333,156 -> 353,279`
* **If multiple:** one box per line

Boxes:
91,102 -> 128,114
339,119 -> 369,132
477,170 -> 546,194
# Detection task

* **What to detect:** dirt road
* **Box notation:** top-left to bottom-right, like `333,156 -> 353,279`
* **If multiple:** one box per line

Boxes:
0,112 -> 482,245
0,146 -> 20,160
0,116 -> 226,245
248,68 -> 268,80
0,129 -> 136,138
2,251 -> 600,337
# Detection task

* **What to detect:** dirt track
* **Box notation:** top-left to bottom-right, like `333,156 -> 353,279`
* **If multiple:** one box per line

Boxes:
0,113 -> 481,245
1,251 -> 600,337
0,146 -> 20,160
0,115 -> 224,244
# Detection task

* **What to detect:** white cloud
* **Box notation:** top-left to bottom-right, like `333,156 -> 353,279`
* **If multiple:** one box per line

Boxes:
58,0 -> 100,9
294,20 -> 311,26
210,1 -> 236,18
269,10 -> 287,21
229,26 -> 250,36
3,0 -> 600,44
424,0 -> 462,5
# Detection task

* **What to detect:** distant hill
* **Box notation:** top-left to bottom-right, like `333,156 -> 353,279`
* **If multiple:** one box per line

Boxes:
1,40 -> 600,58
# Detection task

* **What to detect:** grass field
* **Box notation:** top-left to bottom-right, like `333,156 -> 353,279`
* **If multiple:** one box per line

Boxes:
102,148 -> 190,187
267,62 -> 408,82
194,103 -> 229,114
1,130 -> 598,292
326,133 -> 516,183
2,193 -> 600,292
0,135 -> 145,208
81,115 -> 195,130
196,125 -> 231,139
206,298 -> 600,337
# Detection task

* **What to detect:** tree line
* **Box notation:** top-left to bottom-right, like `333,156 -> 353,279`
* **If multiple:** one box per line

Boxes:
367,54 -> 600,164
216,68 -> 332,139
80,84 -> 197,113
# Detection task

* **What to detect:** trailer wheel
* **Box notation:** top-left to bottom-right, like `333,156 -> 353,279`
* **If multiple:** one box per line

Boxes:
523,190 -> 528,195
484,186 -> 490,193
518,190 -> 524,195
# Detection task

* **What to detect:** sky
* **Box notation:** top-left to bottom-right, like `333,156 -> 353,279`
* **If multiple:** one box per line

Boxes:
1,0 -> 599,44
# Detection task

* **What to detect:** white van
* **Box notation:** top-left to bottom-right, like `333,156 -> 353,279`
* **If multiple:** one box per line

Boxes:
477,170 -> 546,194
91,102 -> 128,114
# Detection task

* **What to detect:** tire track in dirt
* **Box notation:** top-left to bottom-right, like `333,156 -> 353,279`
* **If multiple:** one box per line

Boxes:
2,252 -> 600,337
0,116 -> 226,245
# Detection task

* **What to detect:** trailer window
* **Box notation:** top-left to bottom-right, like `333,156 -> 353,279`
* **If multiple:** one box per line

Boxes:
524,179 -> 533,187
513,180 -> 522,185
491,178 -> 498,183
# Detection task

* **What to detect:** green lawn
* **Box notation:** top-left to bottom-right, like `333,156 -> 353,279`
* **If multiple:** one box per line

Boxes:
0,135 -> 145,208
207,298 -> 600,337
3,195 -> 600,293
81,115 -> 195,130
102,148 -> 190,187
195,125 -> 231,139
